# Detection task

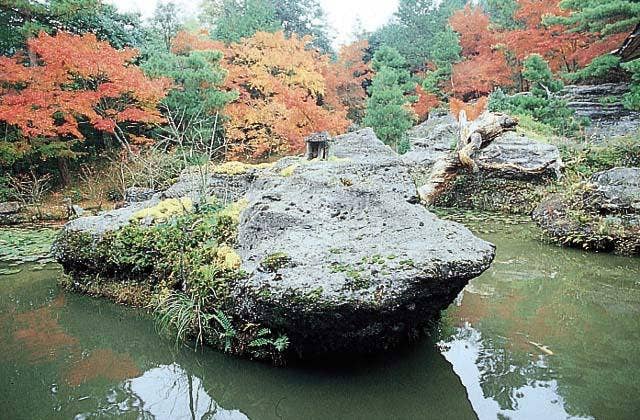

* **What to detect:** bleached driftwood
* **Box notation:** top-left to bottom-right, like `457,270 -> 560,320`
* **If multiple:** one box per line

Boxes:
418,111 -> 518,205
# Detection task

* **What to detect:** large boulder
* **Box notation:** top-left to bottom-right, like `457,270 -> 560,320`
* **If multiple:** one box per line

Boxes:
474,132 -> 562,179
533,167 -> 640,255
53,128 -> 496,358
232,130 -> 494,356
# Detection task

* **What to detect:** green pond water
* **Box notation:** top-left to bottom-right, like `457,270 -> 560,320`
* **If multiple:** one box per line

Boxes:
1,215 -> 639,420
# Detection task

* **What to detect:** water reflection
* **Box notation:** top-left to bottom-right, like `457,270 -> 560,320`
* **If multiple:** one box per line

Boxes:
437,214 -> 640,420
440,323 -> 590,420
2,223 -> 640,419
76,364 -> 249,420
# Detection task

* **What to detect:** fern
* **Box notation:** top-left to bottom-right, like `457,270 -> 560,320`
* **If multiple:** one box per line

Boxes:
256,328 -> 271,337
273,335 -> 290,352
249,338 -> 271,348
212,310 -> 236,352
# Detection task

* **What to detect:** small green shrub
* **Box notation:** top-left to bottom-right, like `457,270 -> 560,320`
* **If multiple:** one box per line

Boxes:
561,135 -> 640,178
564,55 -> 623,84
622,58 -> 640,111
58,197 -> 289,361
489,55 -> 587,137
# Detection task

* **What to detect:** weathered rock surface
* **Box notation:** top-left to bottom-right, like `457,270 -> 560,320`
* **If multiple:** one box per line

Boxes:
402,113 -> 458,167
0,201 -> 27,225
53,128 -> 496,358
124,187 -> 156,203
560,84 -> 640,140
588,167 -> 640,212
233,129 -> 495,356
533,167 -> 640,255
0,201 -> 21,214
474,132 -> 562,178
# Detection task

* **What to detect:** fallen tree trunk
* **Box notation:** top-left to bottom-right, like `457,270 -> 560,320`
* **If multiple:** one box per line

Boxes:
418,111 -> 518,205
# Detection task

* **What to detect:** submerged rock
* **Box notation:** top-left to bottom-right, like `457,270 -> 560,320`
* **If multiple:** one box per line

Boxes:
533,167 -> 640,255
52,128 -> 495,359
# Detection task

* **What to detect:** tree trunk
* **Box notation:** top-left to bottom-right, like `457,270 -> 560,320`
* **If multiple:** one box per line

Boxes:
57,157 -> 70,187
418,111 -> 518,205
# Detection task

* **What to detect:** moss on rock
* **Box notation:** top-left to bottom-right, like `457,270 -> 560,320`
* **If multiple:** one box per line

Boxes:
53,196 -> 290,362
211,161 -> 273,175
434,173 -> 549,215
132,197 -> 193,224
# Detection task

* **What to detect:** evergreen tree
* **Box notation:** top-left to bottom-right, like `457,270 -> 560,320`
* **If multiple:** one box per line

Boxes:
200,0 -> 332,52
149,1 -> 183,52
0,0 -> 145,55
364,47 -> 416,152
480,0 -> 521,29
274,0 -> 333,53
622,59 -> 640,110
201,0 -> 280,44
547,0 -> 640,35
142,48 -> 238,142
370,0 -> 465,69
489,54 -> 584,136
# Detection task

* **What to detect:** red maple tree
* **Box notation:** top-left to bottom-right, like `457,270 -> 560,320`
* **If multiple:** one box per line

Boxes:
0,31 -> 170,159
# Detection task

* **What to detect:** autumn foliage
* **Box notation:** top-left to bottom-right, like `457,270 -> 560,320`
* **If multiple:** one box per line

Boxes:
173,30 -> 360,160
412,86 -> 440,122
0,31 -> 170,160
449,5 -> 513,99
449,97 -> 488,121
448,0 -> 628,100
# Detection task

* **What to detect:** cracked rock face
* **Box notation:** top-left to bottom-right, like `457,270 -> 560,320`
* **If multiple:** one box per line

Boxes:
560,84 -> 640,140
475,132 -> 563,179
589,167 -> 640,212
53,128 -> 496,358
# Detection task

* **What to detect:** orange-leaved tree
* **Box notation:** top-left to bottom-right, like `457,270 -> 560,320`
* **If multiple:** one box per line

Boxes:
449,5 -> 513,99
412,85 -> 440,122
449,97 -> 488,121
449,0 -> 628,99
221,31 -> 351,160
0,31 -> 170,178
325,39 -> 372,123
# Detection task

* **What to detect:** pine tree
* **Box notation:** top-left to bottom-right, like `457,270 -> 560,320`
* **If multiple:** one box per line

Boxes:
364,47 -> 416,152
547,0 -> 640,35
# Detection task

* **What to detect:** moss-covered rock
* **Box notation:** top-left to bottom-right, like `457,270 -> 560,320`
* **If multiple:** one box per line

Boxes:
52,128 -> 496,361
533,168 -> 640,255
433,173 -> 550,215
